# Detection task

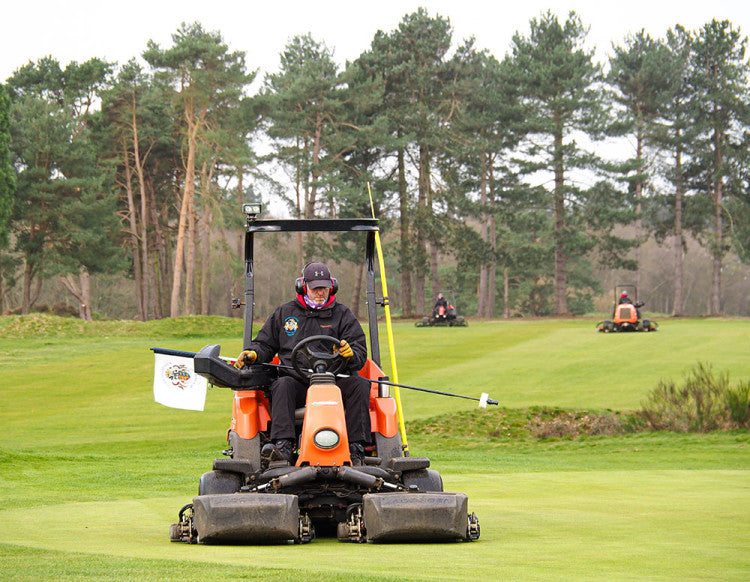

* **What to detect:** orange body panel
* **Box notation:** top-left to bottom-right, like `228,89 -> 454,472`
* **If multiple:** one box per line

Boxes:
359,359 -> 386,396
614,303 -> 637,324
370,397 -> 398,438
295,383 -> 351,466
357,359 -> 399,438
230,390 -> 271,439
227,358 -> 399,455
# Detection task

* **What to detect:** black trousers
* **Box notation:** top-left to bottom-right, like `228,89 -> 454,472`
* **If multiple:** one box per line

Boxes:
268,374 -> 372,444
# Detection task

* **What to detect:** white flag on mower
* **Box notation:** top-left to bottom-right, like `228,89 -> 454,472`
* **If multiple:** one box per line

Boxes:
153,352 -> 207,411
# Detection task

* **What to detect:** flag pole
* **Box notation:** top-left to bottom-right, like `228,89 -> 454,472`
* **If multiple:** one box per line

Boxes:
368,183 -> 409,452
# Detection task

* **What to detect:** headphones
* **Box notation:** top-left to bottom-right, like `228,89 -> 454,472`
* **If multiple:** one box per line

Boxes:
295,263 -> 338,296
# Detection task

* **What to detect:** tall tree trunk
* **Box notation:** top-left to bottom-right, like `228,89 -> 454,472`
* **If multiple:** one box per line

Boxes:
170,108 -> 202,317
131,100 -> 152,321
429,245 -> 439,301
185,181 -> 197,315
199,164 -> 214,316
503,268 -> 510,319
553,114 -> 568,315
121,139 -> 145,320
351,260 -> 364,319
710,127 -> 723,316
79,268 -> 92,320
487,160 -> 496,318
148,178 -> 166,319
200,206 -> 212,315
487,212 -> 496,318
22,260 -> 34,314
306,112 -> 322,217
170,168 -> 192,317
634,119 -> 644,293
672,139 -> 685,316
477,152 -> 489,317
398,147 -> 413,317
295,136 -> 304,268
224,244 -> 234,317
710,179 -> 723,315
235,165 -> 244,317
60,267 -> 92,320
414,145 -> 430,317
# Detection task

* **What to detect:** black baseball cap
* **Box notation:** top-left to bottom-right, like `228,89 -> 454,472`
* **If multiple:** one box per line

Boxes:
303,262 -> 332,288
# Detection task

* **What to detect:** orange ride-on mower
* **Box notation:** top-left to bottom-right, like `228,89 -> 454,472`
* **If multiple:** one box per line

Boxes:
596,285 -> 659,333
415,291 -> 468,327
167,214 -> 480,544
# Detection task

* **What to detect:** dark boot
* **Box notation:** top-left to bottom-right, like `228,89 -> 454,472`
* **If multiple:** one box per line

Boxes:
261,439 -> 294,464
349,442 -> 365,466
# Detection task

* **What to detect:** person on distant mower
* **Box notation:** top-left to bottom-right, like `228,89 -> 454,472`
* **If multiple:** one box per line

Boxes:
234,261 -> 370,466
433,293 -> 448,317
615,291 -> 642,318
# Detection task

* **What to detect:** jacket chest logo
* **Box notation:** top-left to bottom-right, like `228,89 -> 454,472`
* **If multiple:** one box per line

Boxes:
284,317 -> 299,336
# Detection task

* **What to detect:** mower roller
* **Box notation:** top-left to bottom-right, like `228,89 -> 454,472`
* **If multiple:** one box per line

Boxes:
167,213 -> 480,544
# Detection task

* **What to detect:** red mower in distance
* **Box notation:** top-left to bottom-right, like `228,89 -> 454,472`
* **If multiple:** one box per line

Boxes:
596,285 -> 659,333
416,291 -> 468,327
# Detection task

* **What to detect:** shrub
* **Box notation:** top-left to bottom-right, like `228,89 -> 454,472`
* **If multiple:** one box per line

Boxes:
639,362 -> 738,432
527,408 -> 629,438
726,380 -> 750,428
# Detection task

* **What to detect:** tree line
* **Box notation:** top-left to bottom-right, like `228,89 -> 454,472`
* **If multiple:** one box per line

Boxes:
0,9 -> 748,320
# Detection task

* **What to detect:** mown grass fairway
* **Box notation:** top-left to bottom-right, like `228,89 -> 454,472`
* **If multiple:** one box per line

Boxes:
1,315 -> 749,581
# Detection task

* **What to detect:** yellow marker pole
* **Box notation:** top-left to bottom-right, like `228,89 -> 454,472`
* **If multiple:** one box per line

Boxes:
368,183 -> 408,451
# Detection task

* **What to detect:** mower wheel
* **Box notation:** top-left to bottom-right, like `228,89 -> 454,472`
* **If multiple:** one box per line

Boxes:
199,470 -> 242,496
642,319 -> 651,331
402,468 -> 443,492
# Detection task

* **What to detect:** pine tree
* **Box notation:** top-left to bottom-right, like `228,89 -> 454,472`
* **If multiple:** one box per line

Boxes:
608,30 -> 676,291
511,11 -> 629,315
8,57 -> 121,318
686,20 -> 750,314
0,84 -> 14,249
357,9 -> 454,315
144,22 -> 253,317
443,42 -> 533,317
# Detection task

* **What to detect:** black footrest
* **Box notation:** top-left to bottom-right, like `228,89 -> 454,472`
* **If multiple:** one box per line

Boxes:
212,458 -> 256,476
388,457 -> 430,472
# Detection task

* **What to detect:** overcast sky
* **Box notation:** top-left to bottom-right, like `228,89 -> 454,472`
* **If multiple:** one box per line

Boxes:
3,1 -> 749,85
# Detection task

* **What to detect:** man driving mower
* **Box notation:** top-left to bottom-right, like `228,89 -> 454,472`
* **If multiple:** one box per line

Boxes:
234,262 -> 370,465
614,290 -> 642,319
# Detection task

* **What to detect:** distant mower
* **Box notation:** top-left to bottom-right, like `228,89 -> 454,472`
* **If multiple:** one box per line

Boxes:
596,285 -> 658,332
165,213 -> 481,545
416,291 -> 468,327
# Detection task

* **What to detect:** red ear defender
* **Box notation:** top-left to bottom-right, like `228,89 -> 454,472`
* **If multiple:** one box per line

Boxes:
331,278 -> 338,295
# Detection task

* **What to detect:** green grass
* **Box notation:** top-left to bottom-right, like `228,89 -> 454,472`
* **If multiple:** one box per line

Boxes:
1,314 -> 749,581
386,317 -> 750,414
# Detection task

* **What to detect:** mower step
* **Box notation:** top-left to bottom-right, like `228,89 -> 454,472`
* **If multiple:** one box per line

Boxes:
388,456 -> 430,472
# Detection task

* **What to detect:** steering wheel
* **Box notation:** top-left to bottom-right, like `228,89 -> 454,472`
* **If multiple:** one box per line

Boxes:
290,335 -> 348,380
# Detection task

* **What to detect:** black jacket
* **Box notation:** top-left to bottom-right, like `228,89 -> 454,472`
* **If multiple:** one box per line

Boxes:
246,295 -> 368,372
